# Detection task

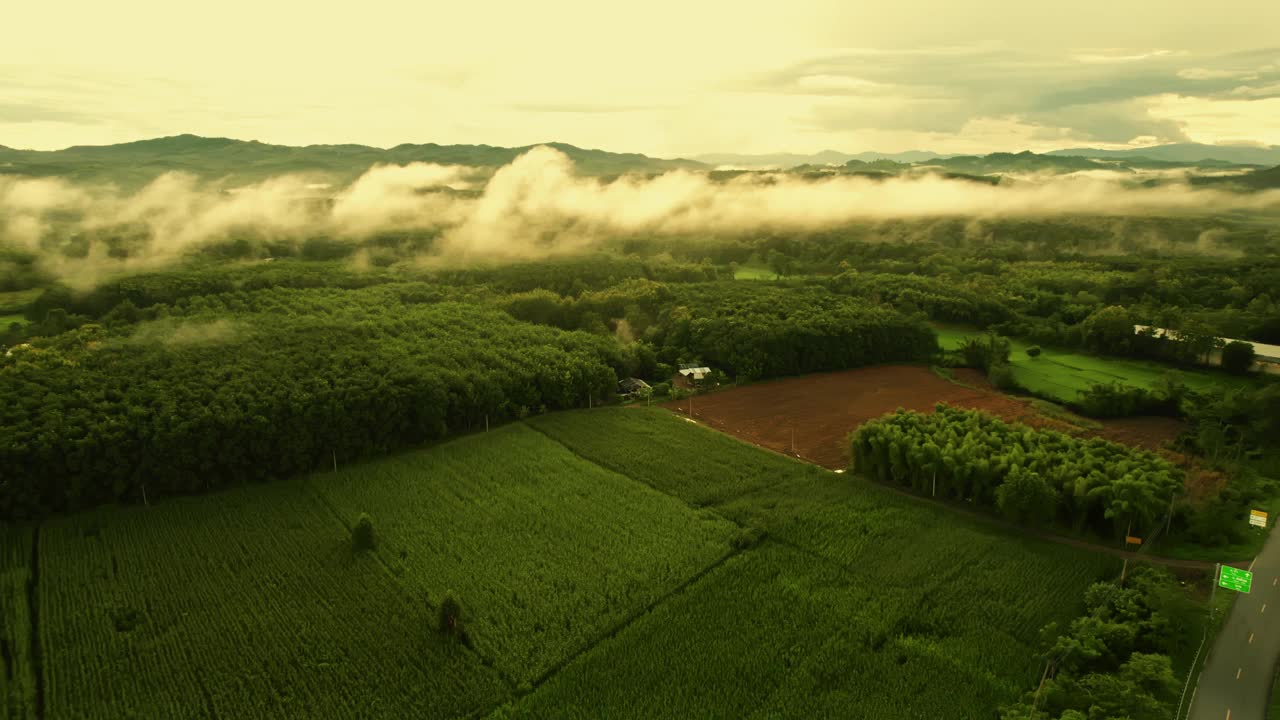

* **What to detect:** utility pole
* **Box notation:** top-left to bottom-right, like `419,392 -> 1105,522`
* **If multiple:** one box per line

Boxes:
1120,518 -> 1133,584
333,450 -> 337,473
1030,659 -> 1051,718
1210,563 -> 1220,618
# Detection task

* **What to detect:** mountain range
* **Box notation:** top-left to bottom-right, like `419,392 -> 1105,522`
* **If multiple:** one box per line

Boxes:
1045,142 -> 1280,166
0,134 -> 706,190
698,143 -> 1280,170
1,136 -> 1277,191
693,150 -> 953,167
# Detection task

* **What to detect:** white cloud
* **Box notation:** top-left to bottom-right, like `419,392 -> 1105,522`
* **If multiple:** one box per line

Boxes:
1178,68 -> 1259,80
1074,50 -> 1177,64
1,3 -> 1279,154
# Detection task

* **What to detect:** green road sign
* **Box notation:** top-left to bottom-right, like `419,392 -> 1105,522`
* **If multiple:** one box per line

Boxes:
1219,565 -> 1253,593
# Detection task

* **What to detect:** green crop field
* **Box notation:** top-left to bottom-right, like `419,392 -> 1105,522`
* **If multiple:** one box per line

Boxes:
1,528 -> 35,720
0,289 -> 41,315
936,326 -> 1252,402
309,423 -> 736,684
37,482 -> 507,719
733,266 -> 777,280
13,408 -> 1130,719
497,541 -> 1103,720
515,409 -> 1118,718
527,408 -> 800,505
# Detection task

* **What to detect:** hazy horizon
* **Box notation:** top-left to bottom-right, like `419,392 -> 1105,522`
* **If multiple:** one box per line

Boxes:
4,0 -> 1280,157
3,132 -> 1280,160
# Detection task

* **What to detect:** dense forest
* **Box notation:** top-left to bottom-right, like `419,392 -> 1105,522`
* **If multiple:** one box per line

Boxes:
0,262 -> 936,519
4,212 -> 1280,528
850,405 -> 1183,538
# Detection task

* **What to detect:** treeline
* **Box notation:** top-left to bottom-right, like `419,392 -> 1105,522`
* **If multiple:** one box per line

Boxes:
2,273 -> 935,520
501,281 -> 938,380
1,289 -> 626,520
1000,566 -> 1197,720
20,255 -> 722,324
850,405 -> 1183,537
827,271 -> 1016,326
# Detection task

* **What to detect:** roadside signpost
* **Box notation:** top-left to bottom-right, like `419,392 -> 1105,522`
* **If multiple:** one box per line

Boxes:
1250,509 -> 1268,528
1219,565 -> 1253,593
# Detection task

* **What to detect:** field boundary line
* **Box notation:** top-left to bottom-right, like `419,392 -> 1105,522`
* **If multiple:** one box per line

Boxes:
522,543 -> 748,696
1175,627 -> 1208,719
302,476 -> 520,693
860,476 -> 1247,570
526,413 -> 813,512
28,525 -> 44,720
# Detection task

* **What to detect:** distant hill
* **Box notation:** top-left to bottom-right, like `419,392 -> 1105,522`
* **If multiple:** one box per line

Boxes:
0,134 -> 707,189
1190,164 -> 1280,190
1047,143 -> 1280,166
693,150 -> 953,168
918,151 -> 1106,175
779,150 -> 1261,181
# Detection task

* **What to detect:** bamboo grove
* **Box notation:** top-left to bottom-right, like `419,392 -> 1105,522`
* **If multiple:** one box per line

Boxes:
850,405 -> 1183,537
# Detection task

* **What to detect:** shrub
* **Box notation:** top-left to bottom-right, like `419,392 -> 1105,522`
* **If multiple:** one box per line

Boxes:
1221,340 -> 1255,375
987,363 -> 1019,392
1076,382 -> 1180,419
352,513 -> 376,552
1026,346 -> 1042,358
730,527 -> 767,550
995,467 -> 1056,525
438,592 -> 470,646
958,334 -> 1010,372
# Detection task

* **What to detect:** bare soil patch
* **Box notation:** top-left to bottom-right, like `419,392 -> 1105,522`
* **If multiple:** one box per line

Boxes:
660,365 -> 1185,472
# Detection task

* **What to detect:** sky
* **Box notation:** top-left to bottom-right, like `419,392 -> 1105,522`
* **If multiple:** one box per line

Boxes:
4,0 -> 1280,157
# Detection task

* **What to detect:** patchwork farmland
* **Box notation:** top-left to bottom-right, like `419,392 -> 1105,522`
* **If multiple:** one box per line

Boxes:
3,409 -> 1127,719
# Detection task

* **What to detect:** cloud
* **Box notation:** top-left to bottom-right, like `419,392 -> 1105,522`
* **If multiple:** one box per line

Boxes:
1018,100 -> 1192,144
504,102 -> 667,114
737,46 -> 1280,145
0,101 -> 98,125
1179,68 -> 1259,80
330,162 -> 480,234
5,146 -> 1280,284
1074,50 -> 1178,64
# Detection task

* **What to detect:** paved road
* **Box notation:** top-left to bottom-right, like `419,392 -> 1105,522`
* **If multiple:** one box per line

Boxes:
1189,528 -> 1280,720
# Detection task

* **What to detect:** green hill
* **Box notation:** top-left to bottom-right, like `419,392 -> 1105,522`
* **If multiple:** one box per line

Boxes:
1048,142 -> 1280,166
1190,164 -> 1280,190
0,134 -> 707,190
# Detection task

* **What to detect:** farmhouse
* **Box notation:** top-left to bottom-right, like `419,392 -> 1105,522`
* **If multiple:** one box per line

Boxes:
618,377 -> 651,396
1133,325 -> 1280,374
673,363 -> 714,389
678,364 -> 712,380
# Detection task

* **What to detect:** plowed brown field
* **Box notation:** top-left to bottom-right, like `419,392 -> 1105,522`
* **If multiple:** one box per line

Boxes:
660,365 -> 1183,470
